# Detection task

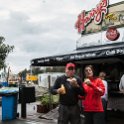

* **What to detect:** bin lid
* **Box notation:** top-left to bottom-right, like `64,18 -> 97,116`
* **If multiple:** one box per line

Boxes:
0,87 -> 19,94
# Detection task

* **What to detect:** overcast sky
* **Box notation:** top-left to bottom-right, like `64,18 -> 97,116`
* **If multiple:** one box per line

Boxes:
0,0 -> 122,74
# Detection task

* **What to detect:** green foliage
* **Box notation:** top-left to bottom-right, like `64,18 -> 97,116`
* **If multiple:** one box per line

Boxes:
0,36 -> 14,69
40,93 -> 59,105
52,94 -> 59,104
45,66 -> 64,73
18,68 -> 28,80
40,94 -> 50,105
32,67 -> 44,75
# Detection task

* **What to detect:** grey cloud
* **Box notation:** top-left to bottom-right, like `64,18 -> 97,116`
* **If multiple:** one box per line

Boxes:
0,11 -> 55,39
0,0 -> 122,73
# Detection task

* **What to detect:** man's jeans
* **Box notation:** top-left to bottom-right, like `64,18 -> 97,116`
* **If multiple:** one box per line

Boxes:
58,104 -> 81,124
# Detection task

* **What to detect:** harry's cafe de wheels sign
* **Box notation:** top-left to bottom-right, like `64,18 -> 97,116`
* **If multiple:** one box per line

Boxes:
75,0 -> 124,43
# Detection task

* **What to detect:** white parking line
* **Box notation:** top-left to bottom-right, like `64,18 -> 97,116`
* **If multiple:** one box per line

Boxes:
26,121 -> 42,124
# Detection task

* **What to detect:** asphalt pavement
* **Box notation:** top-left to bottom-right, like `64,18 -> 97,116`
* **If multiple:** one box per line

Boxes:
0,101 -> 43,124
0,101 -> 83,124
0,101 -> 124,124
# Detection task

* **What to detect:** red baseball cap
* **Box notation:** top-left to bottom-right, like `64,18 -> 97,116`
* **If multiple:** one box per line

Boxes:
66,62 -> 75,69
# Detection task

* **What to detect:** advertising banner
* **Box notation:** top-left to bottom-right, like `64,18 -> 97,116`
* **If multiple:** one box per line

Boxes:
75,1 -> 124,35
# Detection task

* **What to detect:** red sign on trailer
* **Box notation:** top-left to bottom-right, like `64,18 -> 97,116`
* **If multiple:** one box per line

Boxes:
106,27 -> 120,41
75,0 -> 109,33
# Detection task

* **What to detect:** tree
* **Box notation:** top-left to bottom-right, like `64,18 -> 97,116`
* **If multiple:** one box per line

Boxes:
32,67 -> 44,75
18,69 -> 28,81
0,36 -> 14,70
45,66 -> 64,72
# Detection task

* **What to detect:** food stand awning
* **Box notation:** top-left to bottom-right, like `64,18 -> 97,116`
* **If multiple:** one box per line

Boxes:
31,42 -> 124,67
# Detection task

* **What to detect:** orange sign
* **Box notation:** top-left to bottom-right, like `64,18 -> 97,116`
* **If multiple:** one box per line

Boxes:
26,74 -> 38,81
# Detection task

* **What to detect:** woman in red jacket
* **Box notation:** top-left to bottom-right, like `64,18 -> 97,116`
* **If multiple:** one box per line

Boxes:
82,65 -> 105,124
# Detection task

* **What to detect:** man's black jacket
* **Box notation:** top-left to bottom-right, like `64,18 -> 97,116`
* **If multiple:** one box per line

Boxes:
50,75 -> 85,106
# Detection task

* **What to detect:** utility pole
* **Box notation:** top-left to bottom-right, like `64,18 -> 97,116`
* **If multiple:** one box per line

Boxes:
48,75 -> 52,110
30,65 -> 33,83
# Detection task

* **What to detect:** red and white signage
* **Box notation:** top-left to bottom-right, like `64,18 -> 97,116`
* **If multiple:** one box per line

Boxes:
75,0 -> 109,34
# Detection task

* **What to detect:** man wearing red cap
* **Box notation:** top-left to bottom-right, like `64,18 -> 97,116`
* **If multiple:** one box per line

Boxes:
51,62 -> 85,124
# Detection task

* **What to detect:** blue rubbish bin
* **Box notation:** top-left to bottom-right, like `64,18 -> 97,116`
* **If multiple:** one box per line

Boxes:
2,93 -> 18,121
1,82 -> 8,87
0,87 -> 19,121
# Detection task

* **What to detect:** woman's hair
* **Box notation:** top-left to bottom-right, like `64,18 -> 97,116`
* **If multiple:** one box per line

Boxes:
84,65 -> 94,72
99,71 -> 106,78
84,65 -> 95,77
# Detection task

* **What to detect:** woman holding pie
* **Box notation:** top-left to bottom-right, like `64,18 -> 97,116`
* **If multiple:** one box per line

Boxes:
81,65 -> 105,124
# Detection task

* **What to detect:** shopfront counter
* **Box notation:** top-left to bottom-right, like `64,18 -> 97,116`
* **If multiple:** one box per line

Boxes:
107,91 -> 124,111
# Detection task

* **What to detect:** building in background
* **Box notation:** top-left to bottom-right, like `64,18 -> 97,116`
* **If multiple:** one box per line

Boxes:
31,1 -> 124,111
